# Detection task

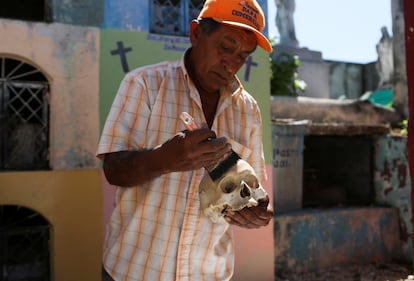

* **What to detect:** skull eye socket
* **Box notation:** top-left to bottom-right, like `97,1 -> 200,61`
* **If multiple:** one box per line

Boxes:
221,181 -> 237,193
243,174 -> 259,189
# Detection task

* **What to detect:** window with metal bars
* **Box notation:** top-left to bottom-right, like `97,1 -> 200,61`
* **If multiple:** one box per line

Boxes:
150,0 -> 204,36
0,57 -> 50,171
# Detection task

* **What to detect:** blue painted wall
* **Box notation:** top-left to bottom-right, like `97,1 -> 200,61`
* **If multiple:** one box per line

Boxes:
101,0 -> 270,36
102,0 -> 150,30
274,134 -> 412,275
275,207 -> 402,275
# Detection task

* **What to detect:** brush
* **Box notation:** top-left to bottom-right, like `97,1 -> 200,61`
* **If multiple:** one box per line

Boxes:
179,112 -> 241,181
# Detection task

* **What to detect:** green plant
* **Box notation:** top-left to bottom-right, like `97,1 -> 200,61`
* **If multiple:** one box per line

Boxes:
400,119 -> 408,135
270,52 -> 307,96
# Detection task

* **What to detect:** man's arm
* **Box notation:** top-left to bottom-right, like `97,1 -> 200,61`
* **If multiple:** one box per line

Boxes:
102,128 -> 232,187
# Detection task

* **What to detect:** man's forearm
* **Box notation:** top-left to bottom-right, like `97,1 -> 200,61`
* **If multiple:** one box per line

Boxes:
102,149 -> 170,187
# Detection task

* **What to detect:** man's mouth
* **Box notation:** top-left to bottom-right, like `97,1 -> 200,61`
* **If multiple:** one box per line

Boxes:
213,71 -> 229,83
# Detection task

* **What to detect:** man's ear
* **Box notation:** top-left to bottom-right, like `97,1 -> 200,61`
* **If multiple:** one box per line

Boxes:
189,20 -> 201,45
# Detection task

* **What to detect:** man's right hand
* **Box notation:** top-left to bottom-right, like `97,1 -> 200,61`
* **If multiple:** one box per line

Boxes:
160,128 -> 232,172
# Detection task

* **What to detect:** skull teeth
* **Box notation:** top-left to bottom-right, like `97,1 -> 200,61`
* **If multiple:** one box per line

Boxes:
221,205 -> 230,214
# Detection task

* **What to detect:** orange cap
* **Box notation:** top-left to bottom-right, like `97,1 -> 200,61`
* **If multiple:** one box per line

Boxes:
197,0 -> 273,53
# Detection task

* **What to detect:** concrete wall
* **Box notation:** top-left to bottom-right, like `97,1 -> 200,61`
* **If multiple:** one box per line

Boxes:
270,97 -> 412,274
0,19 -> 102,280
273,135 -> 411,276
270,49 -> 380,100
0,19 -> 100,170
0,170 -> 102,281
375,135 -> 412,261
271,46 -> 330,99
275,207 -> 402,275
49,0 -> 103,27
327,60 -> 380,100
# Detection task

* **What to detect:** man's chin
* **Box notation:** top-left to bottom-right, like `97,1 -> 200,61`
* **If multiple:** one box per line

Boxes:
202,82 -> 224,93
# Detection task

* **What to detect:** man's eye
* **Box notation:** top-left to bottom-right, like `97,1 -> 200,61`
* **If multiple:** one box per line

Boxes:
220,44 -> 232,52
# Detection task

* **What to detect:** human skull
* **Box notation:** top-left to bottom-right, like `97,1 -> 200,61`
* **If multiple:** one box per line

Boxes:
199,158 -> 268,223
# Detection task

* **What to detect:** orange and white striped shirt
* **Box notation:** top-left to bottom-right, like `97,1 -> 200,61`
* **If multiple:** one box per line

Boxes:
97,51 -> 266,281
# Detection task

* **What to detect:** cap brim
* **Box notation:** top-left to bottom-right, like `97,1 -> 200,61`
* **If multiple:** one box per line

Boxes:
213,19 -> 273,53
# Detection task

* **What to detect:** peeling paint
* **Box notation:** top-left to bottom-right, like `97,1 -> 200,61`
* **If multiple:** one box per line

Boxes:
275,208 -> 402,275
397,161 -> 408,188
275,134 -> 412,274
374,135 -> 411,259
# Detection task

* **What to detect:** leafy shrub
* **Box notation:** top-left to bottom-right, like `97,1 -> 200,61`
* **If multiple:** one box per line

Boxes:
270,52 -> 307,96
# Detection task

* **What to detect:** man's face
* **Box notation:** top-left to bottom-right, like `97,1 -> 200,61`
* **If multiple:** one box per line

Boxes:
189,22 -> 257,93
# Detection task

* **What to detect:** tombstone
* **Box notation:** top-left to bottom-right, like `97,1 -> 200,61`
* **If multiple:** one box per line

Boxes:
273,0 -> 330,99
376,26 -> 394,89
272,46 -> 330,99
275,0 -> 299,48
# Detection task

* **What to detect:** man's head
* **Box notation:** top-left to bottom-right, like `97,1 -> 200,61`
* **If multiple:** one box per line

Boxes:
186,0 -> 272,94
197,0 -> 272,53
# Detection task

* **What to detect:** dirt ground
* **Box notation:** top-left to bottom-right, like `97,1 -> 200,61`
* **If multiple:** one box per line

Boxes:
276,262 -> 414,281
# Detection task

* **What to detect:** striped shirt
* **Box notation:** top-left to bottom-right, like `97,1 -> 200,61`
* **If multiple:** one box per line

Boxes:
97,51 -> 266,281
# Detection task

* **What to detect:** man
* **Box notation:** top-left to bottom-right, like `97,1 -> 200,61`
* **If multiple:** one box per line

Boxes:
98,0 -> 274,280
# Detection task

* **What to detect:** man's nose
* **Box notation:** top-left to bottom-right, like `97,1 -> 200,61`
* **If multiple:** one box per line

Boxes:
222,59 -> 237,75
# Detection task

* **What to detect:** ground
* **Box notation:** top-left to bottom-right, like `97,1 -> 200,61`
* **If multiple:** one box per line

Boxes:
276,262 -> 414,281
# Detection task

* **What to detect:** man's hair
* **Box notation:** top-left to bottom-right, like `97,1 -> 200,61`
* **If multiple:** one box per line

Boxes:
196,18 -> 221,35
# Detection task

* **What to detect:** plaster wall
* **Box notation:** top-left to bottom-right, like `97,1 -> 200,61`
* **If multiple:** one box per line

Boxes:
0,19 -> 102,280
0,170 -> 102,281
0,19 -> 101,169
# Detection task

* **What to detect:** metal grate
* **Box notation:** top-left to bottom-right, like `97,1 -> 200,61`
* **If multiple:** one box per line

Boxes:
0,57 -> 50,171
0,205 -> 50,281
150,0 -> 204,36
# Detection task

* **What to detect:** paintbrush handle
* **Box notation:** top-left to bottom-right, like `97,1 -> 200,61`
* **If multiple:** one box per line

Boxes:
179,112 -> 240,180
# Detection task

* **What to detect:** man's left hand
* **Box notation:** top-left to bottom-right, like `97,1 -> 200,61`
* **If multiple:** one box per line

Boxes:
224,196 -> 274,229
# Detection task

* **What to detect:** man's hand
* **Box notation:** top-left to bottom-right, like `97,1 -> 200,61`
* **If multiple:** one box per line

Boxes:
161,128 -> 231,172
224,196 -> 274,229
